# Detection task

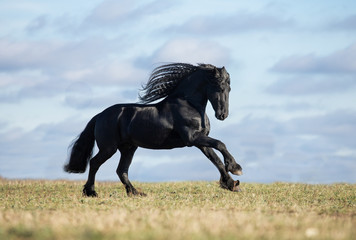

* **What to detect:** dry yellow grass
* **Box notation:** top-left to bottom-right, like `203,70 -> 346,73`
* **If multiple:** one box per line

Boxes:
0,179 -> 355,239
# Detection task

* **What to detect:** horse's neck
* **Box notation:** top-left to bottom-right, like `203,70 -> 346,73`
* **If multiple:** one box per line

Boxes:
172,77 -> 209,128
185,94 -> 208,129
174,79 -> 208,110
185,92 -> 208,113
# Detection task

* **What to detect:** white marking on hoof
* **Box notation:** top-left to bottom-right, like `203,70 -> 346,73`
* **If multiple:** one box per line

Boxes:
232,170 -> 243,176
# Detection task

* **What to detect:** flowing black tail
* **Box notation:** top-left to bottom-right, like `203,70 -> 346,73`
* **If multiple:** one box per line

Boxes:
64,116 -> 96,173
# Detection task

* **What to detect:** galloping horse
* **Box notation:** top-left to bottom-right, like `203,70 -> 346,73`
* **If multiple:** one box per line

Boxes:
64,63 -> 242,196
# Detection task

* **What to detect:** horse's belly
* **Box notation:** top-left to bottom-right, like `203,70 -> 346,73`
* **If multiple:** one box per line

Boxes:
129,125 -> 186,149
137,131 -> 186,149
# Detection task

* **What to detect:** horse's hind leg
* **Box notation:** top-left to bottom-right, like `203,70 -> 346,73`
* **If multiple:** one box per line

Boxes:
83,148 -> 116,197
116,145 -> 145,196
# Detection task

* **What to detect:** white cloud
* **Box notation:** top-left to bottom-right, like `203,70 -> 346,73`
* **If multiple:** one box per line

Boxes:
167,12 -> 294,36
0,39 -> 54,71
327,14 -> 356,31
271,42 -> 356,74
0,120 -> 78,178
0,36 -> 148,103
266,75 -> 356,95
25,14 -> 48,33
0,36 -> 132,73
85,0 -> 134,26
147,38 -> 231,66
334,148 -> 356,158
267,42 -> 356,95
285,110 -> 356,148
83,0 -> 174,28
215,110 -> 356,183
62,60 -> 148,86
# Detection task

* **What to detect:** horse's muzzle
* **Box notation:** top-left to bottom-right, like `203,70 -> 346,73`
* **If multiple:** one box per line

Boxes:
216,112 -> 228,120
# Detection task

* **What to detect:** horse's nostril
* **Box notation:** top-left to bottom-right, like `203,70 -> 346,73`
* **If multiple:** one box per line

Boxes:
217,114 -> 225,120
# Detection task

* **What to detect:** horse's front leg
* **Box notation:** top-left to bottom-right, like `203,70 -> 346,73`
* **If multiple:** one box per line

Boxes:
199,147 -> 240,192
193,135 -> 243,176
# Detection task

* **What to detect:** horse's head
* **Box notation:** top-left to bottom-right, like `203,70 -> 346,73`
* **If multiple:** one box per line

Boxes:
207,66 -> 231,120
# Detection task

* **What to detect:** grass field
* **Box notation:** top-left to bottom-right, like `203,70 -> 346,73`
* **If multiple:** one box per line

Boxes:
0,178 -> 355,240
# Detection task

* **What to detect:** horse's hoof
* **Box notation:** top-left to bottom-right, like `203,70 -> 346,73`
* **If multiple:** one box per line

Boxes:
128,192 -> 147,197
226,163 -> 243,176
232,180 -> 241,192
127,189 -> 147,197
83,188 -> 98,197
138,191 -> 147,197
231,169 -> 243,176
219,178 -> 241,192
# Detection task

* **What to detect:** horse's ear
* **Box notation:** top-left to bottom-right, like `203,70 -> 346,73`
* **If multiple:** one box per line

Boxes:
214,67 -> 220,78
221,66 -> 227,75
220,66 -> 229,79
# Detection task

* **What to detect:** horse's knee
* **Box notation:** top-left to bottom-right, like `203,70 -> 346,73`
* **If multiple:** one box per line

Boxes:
215,140 -> 226,150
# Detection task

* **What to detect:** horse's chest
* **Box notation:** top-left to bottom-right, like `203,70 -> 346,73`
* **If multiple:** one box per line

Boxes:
187,117 -> 203,130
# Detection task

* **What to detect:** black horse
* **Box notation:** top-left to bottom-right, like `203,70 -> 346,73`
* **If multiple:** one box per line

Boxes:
64,63 -> 242,196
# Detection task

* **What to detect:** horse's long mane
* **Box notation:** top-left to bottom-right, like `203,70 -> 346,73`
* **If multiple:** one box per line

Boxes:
139,63 -> 212,103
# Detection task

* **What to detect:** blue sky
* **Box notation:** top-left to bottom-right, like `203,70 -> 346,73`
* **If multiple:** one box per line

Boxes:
0,0 -> 355,183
